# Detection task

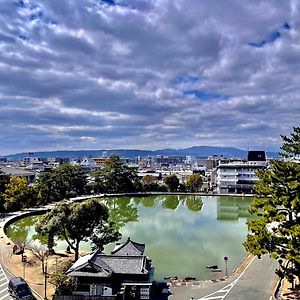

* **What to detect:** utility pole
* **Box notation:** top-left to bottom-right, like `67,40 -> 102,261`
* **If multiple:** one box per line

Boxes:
224,256 -> 229,276
44,258 -> 48,300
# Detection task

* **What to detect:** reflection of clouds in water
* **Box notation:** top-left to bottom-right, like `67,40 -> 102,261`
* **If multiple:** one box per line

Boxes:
121,196 -> 249,279
6,196 -> 251,280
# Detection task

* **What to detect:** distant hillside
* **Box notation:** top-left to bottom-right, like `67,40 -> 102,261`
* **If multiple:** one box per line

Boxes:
3,146 -> 279,160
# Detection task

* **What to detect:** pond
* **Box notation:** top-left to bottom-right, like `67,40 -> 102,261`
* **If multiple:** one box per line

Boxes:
6,195 -> 252,280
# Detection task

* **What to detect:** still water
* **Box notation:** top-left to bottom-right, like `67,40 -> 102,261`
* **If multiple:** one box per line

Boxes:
6,195 -> 252,280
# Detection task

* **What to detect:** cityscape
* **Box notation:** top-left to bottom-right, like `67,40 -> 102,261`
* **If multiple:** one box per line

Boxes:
0,1 -> 299,300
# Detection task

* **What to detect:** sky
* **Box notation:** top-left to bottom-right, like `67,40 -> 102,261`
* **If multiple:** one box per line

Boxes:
0,0 -> 299,155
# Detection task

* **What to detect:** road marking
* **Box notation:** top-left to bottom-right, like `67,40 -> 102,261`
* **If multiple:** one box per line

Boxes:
198,256 -> 256,300
0,264 -> 9,300
0,293 -> 9,300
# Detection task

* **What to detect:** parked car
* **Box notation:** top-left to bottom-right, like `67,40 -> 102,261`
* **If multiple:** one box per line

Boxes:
8,277 -> 34,300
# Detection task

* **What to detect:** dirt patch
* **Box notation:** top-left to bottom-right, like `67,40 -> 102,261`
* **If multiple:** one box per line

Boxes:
5,246 -> 74,299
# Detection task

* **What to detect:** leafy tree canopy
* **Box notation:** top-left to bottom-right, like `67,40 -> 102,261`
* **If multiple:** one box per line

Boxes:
36,199 -> 121,260
163,174 -> 180,192
185,174 -> 203,192
3,177 -> 40,211
36,164 -> 88,204
281,126 -> 300,156
244,127 -> 300,281
93,156 -> 139,193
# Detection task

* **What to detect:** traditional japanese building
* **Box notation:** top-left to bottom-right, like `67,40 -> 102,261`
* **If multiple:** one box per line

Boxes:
67,238 -> 153,300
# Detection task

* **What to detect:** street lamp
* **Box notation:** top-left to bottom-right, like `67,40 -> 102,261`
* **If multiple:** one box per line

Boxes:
44,257 -> 48,300
224,256 -> 229,276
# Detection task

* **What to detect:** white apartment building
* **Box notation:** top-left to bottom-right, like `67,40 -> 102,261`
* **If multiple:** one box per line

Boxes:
216,151 -> 267,194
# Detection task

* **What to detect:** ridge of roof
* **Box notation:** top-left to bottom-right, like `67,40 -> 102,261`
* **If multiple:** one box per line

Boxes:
111,237 -> 145,255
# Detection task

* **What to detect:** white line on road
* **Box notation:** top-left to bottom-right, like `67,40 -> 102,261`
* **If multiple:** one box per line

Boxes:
0,292 -> 9,300
198,256 -> 256,300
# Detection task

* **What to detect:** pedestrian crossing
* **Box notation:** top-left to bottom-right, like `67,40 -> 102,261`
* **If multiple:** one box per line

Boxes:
0,265 -> 11,300
197,278 -> 239,300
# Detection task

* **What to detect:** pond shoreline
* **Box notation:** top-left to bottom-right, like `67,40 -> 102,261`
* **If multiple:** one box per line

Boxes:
3,193 -> 249,281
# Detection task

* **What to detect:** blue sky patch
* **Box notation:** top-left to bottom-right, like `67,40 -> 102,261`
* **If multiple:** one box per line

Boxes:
184,90 -> 229,100
100,0 -> 115,5
174,76 -> 200,84
18,35 -> 29,41
248,22 -> 290,48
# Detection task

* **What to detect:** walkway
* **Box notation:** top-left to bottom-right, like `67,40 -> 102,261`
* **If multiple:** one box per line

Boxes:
170,256 -> 278,300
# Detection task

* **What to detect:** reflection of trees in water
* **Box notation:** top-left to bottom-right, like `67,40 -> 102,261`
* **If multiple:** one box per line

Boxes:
140,197 -> 156,208
7,195 -> 205,245
161,195 -> 203,212
162,195 -> 180,210
106,197 -> 139,231
6,215 -> 39,244
185,196 -> 203,212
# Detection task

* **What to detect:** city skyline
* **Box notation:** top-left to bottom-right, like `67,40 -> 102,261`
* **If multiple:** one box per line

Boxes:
1,0 -> 299,155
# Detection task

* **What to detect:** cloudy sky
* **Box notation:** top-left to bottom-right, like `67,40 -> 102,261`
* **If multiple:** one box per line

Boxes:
0,0 -> 299,155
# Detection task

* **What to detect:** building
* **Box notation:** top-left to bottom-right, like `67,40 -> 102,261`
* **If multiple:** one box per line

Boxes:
67,238 -> 153,300
0,165 -> 36,184
215,151 -> 267,194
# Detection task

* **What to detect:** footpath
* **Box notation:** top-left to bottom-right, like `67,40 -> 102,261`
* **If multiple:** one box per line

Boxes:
169,255 -> 278,300
0,210 -> 56,299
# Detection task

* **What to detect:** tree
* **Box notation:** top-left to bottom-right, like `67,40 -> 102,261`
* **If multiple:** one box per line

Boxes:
141,175 -> 160,192
49,260 -> 76,295
37,199 -> 121,260
3,177 -> 40,211
185,174 -> 203,192
244,127 -> 300,282
93,156 -> 139,193
28,243 -> 48,273
281,126 -> 300,156
36,165 -> 88,204
0,171 -> 10,212
163,174 -> 179,192
35,211 -> 62,255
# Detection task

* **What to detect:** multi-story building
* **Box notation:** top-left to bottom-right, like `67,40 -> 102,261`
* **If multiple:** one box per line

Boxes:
215,151 -> 267,194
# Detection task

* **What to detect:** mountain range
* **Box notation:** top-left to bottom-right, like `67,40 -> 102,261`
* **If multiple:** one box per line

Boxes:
2,146 -> 279,160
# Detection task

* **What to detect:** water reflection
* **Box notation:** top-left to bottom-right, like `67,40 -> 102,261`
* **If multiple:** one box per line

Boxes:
106,197 -> 139,230
6,195 -> 251,280
217,197 -> 251,221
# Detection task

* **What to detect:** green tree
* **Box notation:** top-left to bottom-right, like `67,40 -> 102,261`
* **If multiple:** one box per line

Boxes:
141,175 -> 160,192
281,126 -> 300,156
244,127 -> 300,282
0,171 -> 10,212
185,174 -> 203,192
49,260 -> 76,295
36,165 -> 88,204
3,177 -> 40,211
93,156 -> 139,193
37,199 -> 120,260
163,174 -> 179,192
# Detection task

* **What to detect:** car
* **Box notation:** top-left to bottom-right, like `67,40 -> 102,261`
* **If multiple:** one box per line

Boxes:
8,277 -> 34,300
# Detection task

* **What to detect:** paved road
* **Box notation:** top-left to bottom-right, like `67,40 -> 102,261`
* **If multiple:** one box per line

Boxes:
224,256 -> 277,300
170,256 -> 278,300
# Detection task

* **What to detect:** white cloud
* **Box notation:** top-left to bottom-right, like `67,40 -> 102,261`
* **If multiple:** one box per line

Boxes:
0,0 -> 299,155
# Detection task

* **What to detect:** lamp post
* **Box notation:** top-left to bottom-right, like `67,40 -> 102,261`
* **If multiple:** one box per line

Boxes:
44,257 -> 48,300
224,256 -> 229,276
21,254 -> 27,279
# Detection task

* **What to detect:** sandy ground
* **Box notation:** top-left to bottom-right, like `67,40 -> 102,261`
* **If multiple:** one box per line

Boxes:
0,228 -> 75,300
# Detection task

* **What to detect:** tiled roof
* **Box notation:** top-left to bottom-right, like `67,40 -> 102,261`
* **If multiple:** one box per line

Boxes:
67,271 -> 110,278
111,237 -> 145,256
68,254 -> 149,277
68,239 -> 150,278
100,255 -> 147,275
